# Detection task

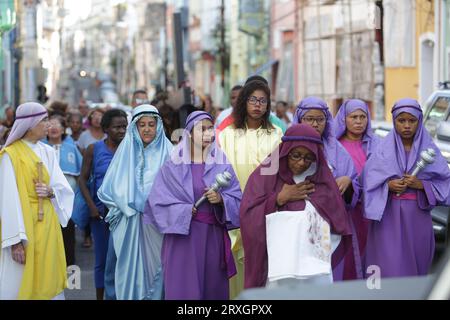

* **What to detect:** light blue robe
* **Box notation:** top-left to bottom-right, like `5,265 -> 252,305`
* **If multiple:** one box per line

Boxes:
98,105 -> 173,300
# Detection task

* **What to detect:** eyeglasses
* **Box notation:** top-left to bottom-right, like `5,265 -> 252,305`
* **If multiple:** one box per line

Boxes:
247,96 -> 268,106
288,152 -> 316,164
302,116 -> 326,125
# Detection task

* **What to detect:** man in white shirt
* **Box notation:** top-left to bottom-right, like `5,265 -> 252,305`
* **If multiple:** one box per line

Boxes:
215,85 -> 242,128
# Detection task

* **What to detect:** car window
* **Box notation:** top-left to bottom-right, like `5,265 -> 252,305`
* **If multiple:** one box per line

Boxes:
425,97 -> 450,136
374,128 -> 390,138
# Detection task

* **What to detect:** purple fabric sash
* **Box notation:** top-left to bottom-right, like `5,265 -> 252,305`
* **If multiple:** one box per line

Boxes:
15,111 -> 47,120
392,193 -> 417,201
193,211 -> 237,278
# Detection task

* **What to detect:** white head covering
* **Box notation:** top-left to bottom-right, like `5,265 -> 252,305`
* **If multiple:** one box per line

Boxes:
5,102 -> 48,147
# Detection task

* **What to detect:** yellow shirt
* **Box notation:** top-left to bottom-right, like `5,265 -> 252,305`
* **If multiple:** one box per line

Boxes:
219,125 -> 283,191
219,124 -> 282,298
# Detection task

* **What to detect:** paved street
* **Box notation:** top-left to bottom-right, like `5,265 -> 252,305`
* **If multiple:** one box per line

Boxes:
65,227 -> 96,300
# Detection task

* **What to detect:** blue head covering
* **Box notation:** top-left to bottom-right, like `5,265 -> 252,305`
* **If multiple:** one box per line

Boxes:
98,105 -> 173,223
293,97 -> 356,179
333,99 -> 379,157
363,98 -> 450,220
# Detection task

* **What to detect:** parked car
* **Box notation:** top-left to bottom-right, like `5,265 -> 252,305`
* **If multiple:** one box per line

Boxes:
422,82 -> 450,256
371,120 -> 393,138
422,82 -> 450,167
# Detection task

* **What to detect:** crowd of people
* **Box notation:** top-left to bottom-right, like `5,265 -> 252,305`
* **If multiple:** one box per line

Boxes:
1,76 -> 450,300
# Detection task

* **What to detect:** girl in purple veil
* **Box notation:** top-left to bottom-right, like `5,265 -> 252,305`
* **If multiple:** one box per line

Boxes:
293,97 -> 357,191
143,111 -> 242,300
293,96 -> 357,280
333,99 -> 380,279
363,98 -> 450,278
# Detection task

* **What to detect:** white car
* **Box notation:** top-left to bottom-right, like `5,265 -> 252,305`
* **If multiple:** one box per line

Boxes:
422,85 -> 450,164
371,120 -> 393,138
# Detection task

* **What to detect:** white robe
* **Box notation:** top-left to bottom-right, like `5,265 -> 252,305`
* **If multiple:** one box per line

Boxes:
265,163 -> 341,288
0,140 -> 74,300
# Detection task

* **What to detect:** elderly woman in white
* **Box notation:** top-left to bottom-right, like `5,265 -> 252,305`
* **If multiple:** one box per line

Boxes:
0,102 -> 74,300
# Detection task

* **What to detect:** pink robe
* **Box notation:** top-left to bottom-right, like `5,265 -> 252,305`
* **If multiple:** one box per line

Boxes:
340,139 -> 370,279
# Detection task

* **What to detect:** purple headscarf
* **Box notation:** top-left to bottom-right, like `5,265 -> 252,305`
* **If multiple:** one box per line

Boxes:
362,98 -> 450,221
293,97 -> 356,179
171,111 -> 217,165
143,111 -> 242,233
333,99 -> 379,157
5,102 -> 48,147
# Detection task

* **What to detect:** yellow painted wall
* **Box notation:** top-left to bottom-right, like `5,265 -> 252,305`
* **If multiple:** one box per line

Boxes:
384,0 -> 434,121
385,68 -> 419,120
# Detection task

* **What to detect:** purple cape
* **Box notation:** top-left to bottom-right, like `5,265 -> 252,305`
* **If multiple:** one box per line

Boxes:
293,97 -> 357,179
333,100 -> 379,279
362,98 -> 450,221
240,124 -> 352,288
143,111 -> 242,234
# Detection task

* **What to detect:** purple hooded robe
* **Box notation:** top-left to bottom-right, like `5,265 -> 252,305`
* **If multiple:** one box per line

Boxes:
143,111 -> 242,300
333,99 -> 380,279
362,98 -> 450,278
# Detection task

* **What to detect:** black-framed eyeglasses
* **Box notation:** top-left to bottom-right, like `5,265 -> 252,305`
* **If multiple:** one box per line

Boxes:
247,96 -> 268,106
302,116 -> 326,125
288,152 -> 316,164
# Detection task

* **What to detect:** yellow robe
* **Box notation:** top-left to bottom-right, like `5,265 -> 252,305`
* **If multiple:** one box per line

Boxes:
219,125 -> 283,298
0,141 -> 67,299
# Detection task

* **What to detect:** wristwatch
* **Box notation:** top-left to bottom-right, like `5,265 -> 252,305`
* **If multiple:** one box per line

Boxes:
47,187 -> 55,199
